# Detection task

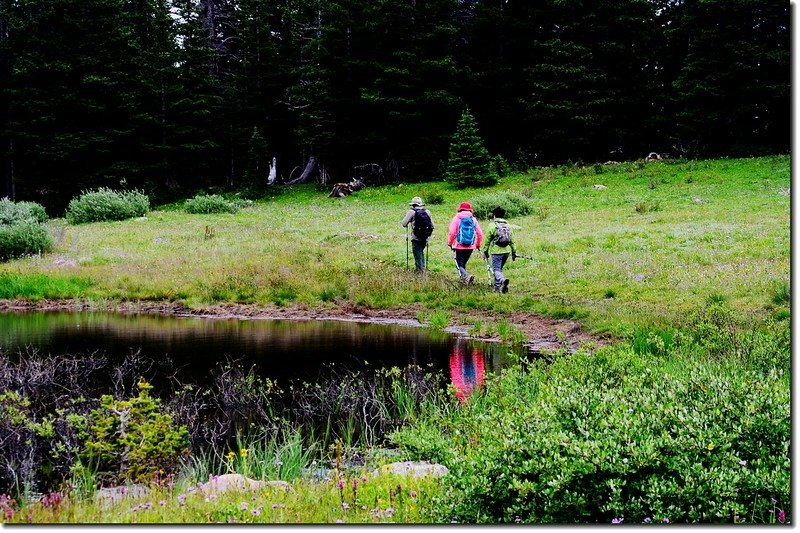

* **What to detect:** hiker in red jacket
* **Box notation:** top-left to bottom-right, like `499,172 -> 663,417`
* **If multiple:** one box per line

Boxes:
447,201 -> 484,284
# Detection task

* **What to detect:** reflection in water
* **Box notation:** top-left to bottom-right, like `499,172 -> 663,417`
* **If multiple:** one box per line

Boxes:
449,339 -> 486,402
0,311 -> 515,395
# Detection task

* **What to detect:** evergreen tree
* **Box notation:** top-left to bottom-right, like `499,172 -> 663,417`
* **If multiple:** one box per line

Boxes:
446,108 -> 496,188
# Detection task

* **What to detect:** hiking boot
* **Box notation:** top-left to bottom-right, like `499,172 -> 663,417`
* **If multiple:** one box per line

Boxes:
467,275 -> 475,285
501,279 -> 510,293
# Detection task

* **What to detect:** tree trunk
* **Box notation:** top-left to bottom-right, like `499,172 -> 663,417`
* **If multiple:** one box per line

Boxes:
267,157 -> 277,185
286,156 -> 317,185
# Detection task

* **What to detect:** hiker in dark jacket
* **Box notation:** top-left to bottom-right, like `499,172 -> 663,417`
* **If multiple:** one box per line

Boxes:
401,196 -> 434,272
447,201 -> 484,284
481,206 -> 517,293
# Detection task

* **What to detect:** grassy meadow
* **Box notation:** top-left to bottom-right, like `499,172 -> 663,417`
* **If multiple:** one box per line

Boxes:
0,155 -> 791,524
0,155 -> 790,336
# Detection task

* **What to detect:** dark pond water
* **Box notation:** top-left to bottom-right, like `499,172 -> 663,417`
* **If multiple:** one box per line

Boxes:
0,311 -> 519,399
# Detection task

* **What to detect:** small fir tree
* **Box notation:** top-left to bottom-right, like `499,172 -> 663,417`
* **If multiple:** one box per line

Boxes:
446,109 -> 498,188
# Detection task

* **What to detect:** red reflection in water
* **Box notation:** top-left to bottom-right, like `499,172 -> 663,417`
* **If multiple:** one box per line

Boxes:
449,342 -> 486,402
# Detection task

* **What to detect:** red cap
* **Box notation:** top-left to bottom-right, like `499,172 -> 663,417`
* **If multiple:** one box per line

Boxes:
458,201 -> 472,212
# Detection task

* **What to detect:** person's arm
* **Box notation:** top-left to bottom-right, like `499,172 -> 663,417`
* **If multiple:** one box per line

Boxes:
401,209 -> 415,227
447,216 -> 458,247
474,219 -> 484,249
483,223 -> 495,256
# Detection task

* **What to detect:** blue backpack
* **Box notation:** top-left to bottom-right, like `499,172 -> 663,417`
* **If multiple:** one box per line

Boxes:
456,216 -> 476,246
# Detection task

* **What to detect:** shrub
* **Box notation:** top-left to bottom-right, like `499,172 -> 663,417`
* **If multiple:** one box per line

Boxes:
16,202 -> 48,223
0,198 -> 47,226
79,380 -> 190,484
393,337 -> 790,524
471,191 -> 533,219
184,194 -> 239,214
0,222 -> 52,261
65,188 -> 149,224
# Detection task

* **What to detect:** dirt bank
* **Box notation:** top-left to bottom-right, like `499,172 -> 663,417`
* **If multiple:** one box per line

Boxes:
0,298 -> 610,352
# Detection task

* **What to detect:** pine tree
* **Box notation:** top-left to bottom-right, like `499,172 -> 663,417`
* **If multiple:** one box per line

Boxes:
446,109 -> 496,188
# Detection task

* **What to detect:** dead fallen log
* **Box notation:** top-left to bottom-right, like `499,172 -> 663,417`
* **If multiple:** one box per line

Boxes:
328,178 -> 365,198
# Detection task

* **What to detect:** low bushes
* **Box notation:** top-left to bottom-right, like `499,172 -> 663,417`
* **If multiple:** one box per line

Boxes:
184,194 -> 241,214
391,313 -> 790,524
0,199 -> 51,261
0,198 -> 47,225
66,188 -> 150,224
471,191 -> 533,219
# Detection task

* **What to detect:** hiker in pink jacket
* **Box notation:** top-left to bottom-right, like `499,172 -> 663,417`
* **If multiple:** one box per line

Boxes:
447,201 -> 484,284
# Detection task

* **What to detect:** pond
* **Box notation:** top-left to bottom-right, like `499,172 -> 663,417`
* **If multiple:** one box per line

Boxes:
0,311 -> 521,401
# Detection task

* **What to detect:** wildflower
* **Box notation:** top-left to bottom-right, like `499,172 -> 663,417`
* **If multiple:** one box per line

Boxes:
209,493 -> 217,500
187,487 -> 196,493
410,491 -> 417,499
771,498 -> 778,505
644,516 -> 652,523
275,460 -> 283,467
4,508 -> 13,521
251,509 -> 261,517
240,448 -> 249,458
240,502 -> 248,511
361,476 -> 367,483
662,517 -> 670,523
612,518 -> 623,524
342,502 -> 350,510
226,451 -> 236,462
778,509 -> 785,524
159,500 -> 167,506
738,460 -> 747,466
336,519 -> 344,523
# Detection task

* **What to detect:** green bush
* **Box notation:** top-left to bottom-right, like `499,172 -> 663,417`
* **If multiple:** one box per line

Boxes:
0,198 -> 47,226
0,222 -> 53,261
66,188 -> 150,224
184,194 -> 240,214
471,191 -> 534,219
78,380 -> 189,484
392,334 -> 790,524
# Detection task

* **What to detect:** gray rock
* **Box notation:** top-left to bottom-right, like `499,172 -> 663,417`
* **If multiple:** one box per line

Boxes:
198,473 -> 290,495
95,484 -> 151,509
373,461 -> 449,479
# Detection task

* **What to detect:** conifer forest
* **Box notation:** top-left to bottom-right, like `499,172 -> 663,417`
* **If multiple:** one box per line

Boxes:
0,0 -> 790,213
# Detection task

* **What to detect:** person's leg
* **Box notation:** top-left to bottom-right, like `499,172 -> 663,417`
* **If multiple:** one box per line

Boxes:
492,253 -> 505,291
499,253 -> 510,292
455,249 -> 474,283
412,240 -> 426,272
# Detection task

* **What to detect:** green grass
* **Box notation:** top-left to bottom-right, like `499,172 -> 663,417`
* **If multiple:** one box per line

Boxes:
2,472 -> 440,524
0,155 -> 789,336
0,273 -> 94,300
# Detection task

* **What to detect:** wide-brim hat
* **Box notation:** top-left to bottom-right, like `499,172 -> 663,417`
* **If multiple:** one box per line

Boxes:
410,196 -> 424,206
458,201 -> 472,212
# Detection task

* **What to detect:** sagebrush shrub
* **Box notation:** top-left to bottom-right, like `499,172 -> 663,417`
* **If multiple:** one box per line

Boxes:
66,188 -> 149,224
184,194 -> 239,214
0,222 -> 52,261
471,191 -> 533,219
0,198 -> 47,226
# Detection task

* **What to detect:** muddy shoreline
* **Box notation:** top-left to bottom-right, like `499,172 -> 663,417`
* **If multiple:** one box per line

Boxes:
0,298 -> 609,352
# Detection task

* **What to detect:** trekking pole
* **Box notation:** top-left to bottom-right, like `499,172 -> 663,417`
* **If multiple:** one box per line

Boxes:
425,240 -> 429,271
483,253 -> 494,288
406,226 -> 409,270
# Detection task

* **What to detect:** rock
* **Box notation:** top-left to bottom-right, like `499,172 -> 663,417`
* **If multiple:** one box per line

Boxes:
198,473 -> 290,495
692,196 -> 705,204
645,152 -> 662,161
373,461 -> 449,479
95,484 -> 151,509
593,184 -> 607,190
